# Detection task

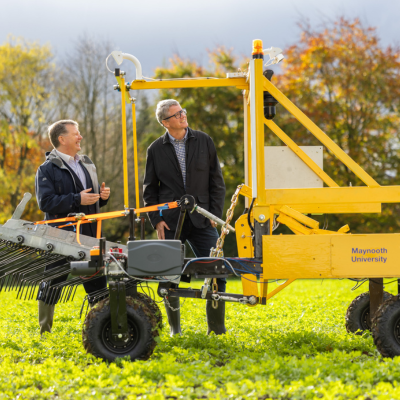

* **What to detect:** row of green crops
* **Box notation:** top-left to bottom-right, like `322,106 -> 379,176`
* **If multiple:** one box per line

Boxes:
1,279 -> 400,399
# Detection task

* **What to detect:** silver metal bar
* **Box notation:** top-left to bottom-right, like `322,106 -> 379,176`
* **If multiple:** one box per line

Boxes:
193,205 -> 235,232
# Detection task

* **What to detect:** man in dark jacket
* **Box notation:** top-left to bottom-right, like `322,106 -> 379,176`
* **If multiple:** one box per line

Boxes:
35,119 -> 110,334
143,99 -> 226,336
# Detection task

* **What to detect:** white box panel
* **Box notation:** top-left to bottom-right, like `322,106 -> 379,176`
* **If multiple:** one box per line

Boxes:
265,146 -> 323,189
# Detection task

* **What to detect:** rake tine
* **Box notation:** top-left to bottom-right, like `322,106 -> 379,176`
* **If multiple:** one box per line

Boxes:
70,284 -> 79,302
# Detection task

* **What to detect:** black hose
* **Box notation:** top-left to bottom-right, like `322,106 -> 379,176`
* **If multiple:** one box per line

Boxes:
248,198 -> 255,232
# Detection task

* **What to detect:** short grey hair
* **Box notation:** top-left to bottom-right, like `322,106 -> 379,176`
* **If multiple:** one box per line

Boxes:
48,120 -> 78,148
155,99 -> 180,128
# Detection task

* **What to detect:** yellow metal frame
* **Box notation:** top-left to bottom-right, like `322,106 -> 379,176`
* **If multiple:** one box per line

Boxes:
113,40 -> 400,305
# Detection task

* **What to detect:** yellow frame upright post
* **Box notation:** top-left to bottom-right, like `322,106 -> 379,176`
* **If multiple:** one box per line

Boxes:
254,59 -> 266,206
131,101 -> 140,215
120,76 -> 129,209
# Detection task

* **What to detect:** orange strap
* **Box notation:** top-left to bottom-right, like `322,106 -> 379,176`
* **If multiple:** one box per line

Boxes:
34,210 -> 127,226
135,202 -> 179,214
34,201 -> 180,227
76,220 -> 82,244
97,220 -> 102,239
34,201 -> 180,244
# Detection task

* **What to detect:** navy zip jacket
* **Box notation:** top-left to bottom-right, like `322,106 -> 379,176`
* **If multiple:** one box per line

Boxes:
35,149 -> 108,237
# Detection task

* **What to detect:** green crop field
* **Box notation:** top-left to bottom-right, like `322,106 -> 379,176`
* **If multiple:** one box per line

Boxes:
1,279 -> 400,399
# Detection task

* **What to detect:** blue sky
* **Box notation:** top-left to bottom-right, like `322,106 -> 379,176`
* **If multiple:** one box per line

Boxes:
1,0 -> 398,76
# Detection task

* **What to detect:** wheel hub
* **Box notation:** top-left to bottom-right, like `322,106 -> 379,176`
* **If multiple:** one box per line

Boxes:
361,308 -> 371,331
393,317 -> 400,346
102,317 -> 140,354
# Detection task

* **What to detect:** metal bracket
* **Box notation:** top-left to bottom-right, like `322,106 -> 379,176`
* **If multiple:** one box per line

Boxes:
254,220 -> 269,259
12,193 -> 32,220
109,281 -> 129,342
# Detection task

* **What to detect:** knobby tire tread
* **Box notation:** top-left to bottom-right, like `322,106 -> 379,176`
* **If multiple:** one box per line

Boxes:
82,296 -> 159,362
345,291 -> 392,334
135,292 -> 163,331
372,294 -> 400,358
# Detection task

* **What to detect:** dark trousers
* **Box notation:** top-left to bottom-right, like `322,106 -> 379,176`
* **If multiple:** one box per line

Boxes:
164,217 -> 226,292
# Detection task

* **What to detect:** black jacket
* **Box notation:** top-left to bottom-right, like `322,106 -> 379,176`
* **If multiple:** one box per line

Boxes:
35,150 -> 108,237
143,128 -> 225,230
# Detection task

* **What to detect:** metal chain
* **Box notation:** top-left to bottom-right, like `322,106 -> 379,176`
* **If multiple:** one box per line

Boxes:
209,183 -> 244,308
164,296 -> 186,311
212,278 -> 218,309
210,184 -> 244,257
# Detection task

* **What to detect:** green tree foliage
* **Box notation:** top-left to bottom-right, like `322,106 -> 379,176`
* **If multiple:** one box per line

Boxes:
272,18 -> 400,233
0,36 -> 54,223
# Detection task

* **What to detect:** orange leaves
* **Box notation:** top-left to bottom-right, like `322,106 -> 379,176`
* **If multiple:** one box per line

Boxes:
0,37 -> 54,223
272,17 -> 400,233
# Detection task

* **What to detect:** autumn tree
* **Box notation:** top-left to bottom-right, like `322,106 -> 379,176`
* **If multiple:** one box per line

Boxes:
272,18 -> 400,233
0,37 -> 54,223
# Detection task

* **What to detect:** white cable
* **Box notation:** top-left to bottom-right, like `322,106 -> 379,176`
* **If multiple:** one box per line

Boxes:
182,257 -> 222,273
141,75 -> 157,81
223,258 -> 240,277
109,254 -> 130,277
105,54 -> 114,74
272,215 -> 280,232
132,276 -> 175,283
264,59 -> 274,68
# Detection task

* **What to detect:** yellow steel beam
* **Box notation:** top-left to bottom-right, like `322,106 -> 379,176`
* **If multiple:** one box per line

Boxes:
263,186 -> 400,205
279,205 -> 319,229
240,184 -> 381,213
276,214 -> 313,235
240,184 -> 253,198
243,93 -> 251,208
263,234 -> 400,279
115,75 -> 131,104
241,274 -> 259,307
276,203 -> 381,214
263,77 -> 380,188
129,77 -> 248,91
235,214 -> 254,258
132,101 -> 140,215
255,59 -> 266,205
266,279 -> 296,300
120,76 -> 129,208
264,118 -> 339,188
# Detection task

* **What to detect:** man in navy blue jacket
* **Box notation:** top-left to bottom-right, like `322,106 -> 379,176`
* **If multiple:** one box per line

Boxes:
35,119 -> 110,334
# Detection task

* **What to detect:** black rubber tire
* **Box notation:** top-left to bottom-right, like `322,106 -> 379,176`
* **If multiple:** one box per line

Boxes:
372,295 -> 400,358
345,291 -> 393,334
135,292 -> 163,331
82,296 -> 159,362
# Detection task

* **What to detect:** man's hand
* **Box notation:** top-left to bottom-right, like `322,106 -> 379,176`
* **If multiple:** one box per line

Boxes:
210,219 -> 218,228
100,182 -> 110,200
80,188 -> 100,205
156,221 -> 170,240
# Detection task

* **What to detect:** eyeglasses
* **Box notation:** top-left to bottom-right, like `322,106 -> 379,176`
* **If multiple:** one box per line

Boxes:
163,109 -> 187,121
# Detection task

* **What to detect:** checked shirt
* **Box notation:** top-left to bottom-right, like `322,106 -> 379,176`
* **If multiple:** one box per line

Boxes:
167,130 -> 188,189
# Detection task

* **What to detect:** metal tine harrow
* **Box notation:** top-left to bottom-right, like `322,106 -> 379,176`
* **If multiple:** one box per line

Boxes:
0,240 -> 44,292
17,260 -> 70,301
0,238 -> 97,305
8,252 -> 63,293
45,276 -> 87,305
